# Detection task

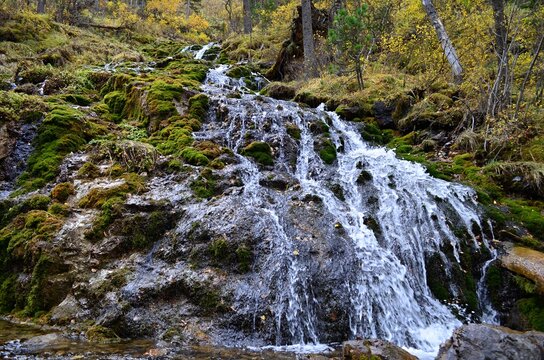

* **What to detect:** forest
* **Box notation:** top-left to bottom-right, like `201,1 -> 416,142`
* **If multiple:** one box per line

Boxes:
0,0 -> 544,358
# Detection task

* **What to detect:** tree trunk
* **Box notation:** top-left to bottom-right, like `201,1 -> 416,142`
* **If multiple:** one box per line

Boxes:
243,0 -> 252,34
186,0 -> 191,19
37,0 -> 46,13
487,0 -> 510,116
421,0 -> 463,82
301,0 -> 318,78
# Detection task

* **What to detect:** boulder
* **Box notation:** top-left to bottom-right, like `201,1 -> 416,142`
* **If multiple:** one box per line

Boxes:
437,324 -> 544,360
501,246 -> 544,294
342,339 -> 418,360
262,83 -> 296,101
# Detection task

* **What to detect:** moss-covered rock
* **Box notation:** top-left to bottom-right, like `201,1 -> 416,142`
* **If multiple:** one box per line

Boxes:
241,141 -> 274,166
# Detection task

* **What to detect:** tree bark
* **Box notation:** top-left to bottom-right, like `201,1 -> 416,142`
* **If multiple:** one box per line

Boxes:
488,0 -> 510,115
422,0 -> 463,82
243,0 -> 252,34
37,0 -> 46,13
301,0 -> 318,78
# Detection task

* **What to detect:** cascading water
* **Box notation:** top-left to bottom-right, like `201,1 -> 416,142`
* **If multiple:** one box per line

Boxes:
191,64 -> 497,355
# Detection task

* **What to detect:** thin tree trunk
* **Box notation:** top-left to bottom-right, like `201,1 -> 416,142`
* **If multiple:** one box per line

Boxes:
301,0 -> 318,78
515,34 -> 544,119
37,0 -> 46,13
243,0 -> 252,34
421,0 -> 463,82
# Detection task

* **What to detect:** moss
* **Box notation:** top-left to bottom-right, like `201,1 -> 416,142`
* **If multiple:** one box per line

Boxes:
85,196 -> 125,242
181,147 -> 209,166
242,141 -> 274,166
86,325 -> 120,343
209,238 -> 228,260
17,105 -> 99,192
517,297 -> 544,331
226,65 -> 252,79
286,124 -> 302,140
78,162 -> 101,178
236,245 -> 252,273
59,94 -> 91,106
502,199 -> 544,241
121,210 -> 175,250
51,182 -> 75,202
0,195 -> 51,228
190,169 -> 218,199
361,123 -> 393,145
48,202 -> 69,216
103,91 -> 127,119
319,140 -> 337,164
188,94 -> 209,120
78,173 -> 145,209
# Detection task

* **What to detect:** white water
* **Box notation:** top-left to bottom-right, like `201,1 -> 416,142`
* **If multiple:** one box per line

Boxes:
195,65 -> 497,355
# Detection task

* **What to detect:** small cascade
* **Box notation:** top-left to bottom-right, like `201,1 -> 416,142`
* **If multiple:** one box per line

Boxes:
189,64 -> 497,355
0,118 -> 42,199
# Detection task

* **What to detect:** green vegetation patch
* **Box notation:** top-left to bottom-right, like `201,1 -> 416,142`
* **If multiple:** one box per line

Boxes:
241,141 -> 274,166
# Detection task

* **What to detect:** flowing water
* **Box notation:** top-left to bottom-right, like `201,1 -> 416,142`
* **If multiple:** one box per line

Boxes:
191,64 -> 497,356
0,50 -> 499,358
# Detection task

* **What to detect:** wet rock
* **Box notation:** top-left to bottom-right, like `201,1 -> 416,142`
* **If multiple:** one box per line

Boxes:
21,333 -> 70,353
501,246 -> 544,294
259,172 -> 295,191
342,339 -> 418,360
373,101 -> 396,129
262,83 -> 296,101
335,104 -> 373,121
50,294 -> 86,325
437,324 -> 544,360
13,83 -> 39,95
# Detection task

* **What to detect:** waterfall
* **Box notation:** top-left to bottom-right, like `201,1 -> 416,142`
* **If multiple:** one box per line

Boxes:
191,65 -> 496,355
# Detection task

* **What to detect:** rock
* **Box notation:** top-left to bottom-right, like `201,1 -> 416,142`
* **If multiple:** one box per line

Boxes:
373,101 -> 396,129
437,324 -> 544,360
335,105 -> 373,121
262,83 -> 296,101
50,294 -> 85,325
22,333 -> 70,353
343,339 -> 418,360
501,246 -> 544,294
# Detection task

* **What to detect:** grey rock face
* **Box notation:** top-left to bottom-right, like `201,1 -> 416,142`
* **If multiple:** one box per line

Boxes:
437,324 -> 544,360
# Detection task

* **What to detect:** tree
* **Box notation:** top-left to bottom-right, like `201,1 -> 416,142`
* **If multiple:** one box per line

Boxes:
37,0 -> 45,13
328,5 -> 371,90
243,0 -> 252,33
301,0 -> 317,77
422,0 -> 463,83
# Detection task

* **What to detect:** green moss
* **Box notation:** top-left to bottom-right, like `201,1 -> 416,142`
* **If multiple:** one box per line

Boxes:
517,297 -> 544,331
48,202 -> 69,216
51,182 -> 75,202
103,91 -> 127,119
190,169 -> 218,199
181,147 -> 209,166
226,65 -> 252,79
361,123 -> 393,145
209,238 -> 228,260
236,245 -> 252,273
0,195 -> 51,228
86,325 -> 120,343
78,162 -> 101,178
241,141 -> 274,166
59,94 -> 92,106
85,196 -> 124,242
121,210 -> 175,250
188,94 -> 209,120
503,199 -> 544,241
319,140 -> 337,164
17,105 -> 99,192
286,124 -> 302,140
